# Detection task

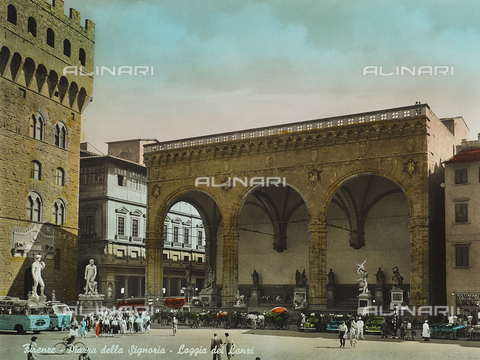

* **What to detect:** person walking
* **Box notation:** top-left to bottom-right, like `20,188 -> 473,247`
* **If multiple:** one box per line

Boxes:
381,319 -> 388,339
422,320 -> 430,342
211,333 -> 223,360
172,316 -> 178,336
350,319 -> 357,347
27,336 -> 39,360
224,333 -> 233,359
80,317 -> 87,338
356,317 -> 365,340
338,320 -> 347,347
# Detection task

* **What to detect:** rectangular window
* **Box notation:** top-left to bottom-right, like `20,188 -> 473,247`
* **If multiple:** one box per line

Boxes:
86,216 -> 95,235
173,227 -> 179,242
115,168 -> 127,187
197,230 -> 203,246
455,245 -> 469,267
455,203 -> 468,223
184,228 -> 189,244
455,168 -> 468,184
132,219 -> 139,237
163,253 -> 168,260
80,166 -> 104,185
117,217 -> 125,235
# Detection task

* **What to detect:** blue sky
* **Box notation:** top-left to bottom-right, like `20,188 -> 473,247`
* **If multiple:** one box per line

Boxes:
67,0 -> 480,153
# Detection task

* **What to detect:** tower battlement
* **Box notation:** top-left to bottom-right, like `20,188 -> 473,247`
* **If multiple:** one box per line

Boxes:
1,0 -> 95,112
30,0 -> 95,40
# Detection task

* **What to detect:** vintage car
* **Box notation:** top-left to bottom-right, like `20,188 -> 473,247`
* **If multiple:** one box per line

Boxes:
301,314 -> 328,332
365,316 -> 385,333
430,323 -> 467,339
326,317 -> 344,332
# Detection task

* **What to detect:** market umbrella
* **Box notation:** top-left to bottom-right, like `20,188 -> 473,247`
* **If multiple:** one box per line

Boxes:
271,307 -> 288,314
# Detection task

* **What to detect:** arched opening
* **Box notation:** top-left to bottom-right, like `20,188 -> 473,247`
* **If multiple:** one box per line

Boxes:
160,191 -> 221,307
325,174 -> 410,310
28,17 -> 36,37
46,28 -> 55,47
35,64 -> 47,92
63,39 -> 71,57
79,48 -> 86,66
7,4 -> 17,25
236,184 -> 309,307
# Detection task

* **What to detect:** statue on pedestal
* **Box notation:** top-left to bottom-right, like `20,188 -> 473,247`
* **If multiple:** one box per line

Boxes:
327,269 -> 335,289
374,268 -> 385,288
32,254 -> 45,298
356,259 -> 369,294
391,266 -> 403,289
297,269 -> 308,288
84,259 -> 98,295
251,270 -> 259,289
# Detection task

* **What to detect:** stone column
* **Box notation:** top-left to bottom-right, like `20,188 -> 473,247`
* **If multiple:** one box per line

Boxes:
145,229 -> 163,304
124,277 -> 129,299
410,215 -> 429,307
309,220 -> 327,308
222,226 -> 238,307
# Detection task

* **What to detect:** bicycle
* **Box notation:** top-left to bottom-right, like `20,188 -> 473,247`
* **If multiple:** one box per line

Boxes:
54,337 -> 86,354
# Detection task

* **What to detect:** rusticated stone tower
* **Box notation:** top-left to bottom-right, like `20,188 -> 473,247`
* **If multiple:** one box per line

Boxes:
0,0 -> 94,302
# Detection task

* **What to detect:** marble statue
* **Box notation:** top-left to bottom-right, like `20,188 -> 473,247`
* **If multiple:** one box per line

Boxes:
32,254 -> 45,297
84,259 -> 98,295
356,259 -> 369,294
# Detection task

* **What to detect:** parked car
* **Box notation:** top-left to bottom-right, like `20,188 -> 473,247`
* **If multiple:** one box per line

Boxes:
365,316 -> 384,333
326,317 -> 344,332
301,314 -> 328,332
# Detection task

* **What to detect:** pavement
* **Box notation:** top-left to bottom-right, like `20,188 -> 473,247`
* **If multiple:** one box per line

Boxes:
1,325 -> 479,360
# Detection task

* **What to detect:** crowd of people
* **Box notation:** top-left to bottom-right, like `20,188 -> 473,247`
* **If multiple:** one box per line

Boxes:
67,309 -> 152,339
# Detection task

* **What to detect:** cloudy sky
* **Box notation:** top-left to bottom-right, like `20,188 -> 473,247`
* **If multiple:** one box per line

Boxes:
67,0 -> 480,153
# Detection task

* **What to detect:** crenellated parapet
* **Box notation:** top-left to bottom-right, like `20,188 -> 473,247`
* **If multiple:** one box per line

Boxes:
1,0 -> 95,109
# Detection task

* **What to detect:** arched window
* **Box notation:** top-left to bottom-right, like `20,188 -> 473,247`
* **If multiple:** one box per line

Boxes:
28,17 -> 36,37
79,48 -> 86,66
30,112 -> 44,140
46,28 -> 54,47
32,161 -> 42,180
27,193 -> 42,222
7,5 -> 17,25
63,39 -> 71,57
53,200 -> 66,225
56,167 -> 65,186
55,123 -> 66,148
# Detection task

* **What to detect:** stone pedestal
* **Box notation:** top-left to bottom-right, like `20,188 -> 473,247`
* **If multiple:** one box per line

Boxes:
78,293 -> 105,315
249,289 -> 259,307
357,292 -> 373,315
293,288 -> 307,309
199,288 -> 219,308
326,288 -> 336,308
28,292 -> 47,304
374,288 -> 384,308
390,289 -> 404,310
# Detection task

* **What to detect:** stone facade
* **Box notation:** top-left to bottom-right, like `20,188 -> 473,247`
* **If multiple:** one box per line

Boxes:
144,104 -> 468,309
79,141 -> 205,308
0,0 -> 94,302
444,139 -> 480,319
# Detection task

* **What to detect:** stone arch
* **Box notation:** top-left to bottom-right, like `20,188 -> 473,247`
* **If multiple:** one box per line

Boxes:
147,187 -> 224,305
230,181 -> 310,306
320,170 -> 416,309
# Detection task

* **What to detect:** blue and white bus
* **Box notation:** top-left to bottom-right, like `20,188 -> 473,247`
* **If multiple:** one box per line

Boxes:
0,296 -> 50,334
